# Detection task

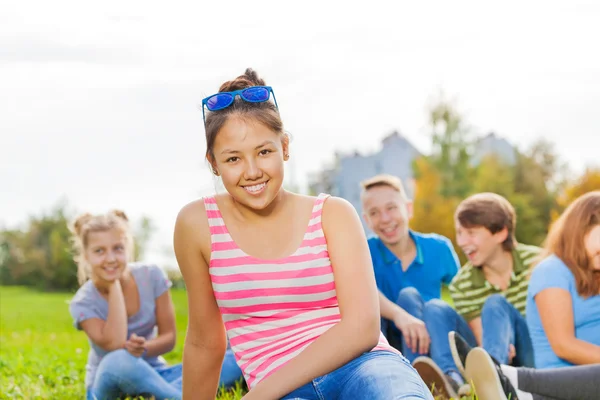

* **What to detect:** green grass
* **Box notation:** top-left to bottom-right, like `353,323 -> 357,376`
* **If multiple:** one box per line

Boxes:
0,286 -> 244,399
0,286 -> 471,399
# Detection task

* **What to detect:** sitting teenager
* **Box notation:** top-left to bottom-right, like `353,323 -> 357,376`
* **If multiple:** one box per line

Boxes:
174,68 -> 435,400
360,174 -> 464,397
403,193 -> 541,397
449,192 -> 541,368
68,210 -> 242,400
526,190 -> 600,369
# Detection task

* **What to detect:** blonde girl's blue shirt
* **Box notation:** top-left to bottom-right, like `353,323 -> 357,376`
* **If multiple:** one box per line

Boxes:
368,231 -> 460,303
69,263 -> 172,389
527,255 -> 600,369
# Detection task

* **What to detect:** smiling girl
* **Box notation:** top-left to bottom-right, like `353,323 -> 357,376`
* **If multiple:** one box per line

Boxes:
526,190 -> 600,368
174,68 -> 434,400
68,210 -> 241,400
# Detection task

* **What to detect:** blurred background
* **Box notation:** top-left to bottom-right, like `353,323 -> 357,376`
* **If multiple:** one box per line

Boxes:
1,1 -> 599,397
2,0 -> 599,291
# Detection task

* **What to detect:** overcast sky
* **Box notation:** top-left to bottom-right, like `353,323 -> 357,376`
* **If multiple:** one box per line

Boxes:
2,0 -> 599,268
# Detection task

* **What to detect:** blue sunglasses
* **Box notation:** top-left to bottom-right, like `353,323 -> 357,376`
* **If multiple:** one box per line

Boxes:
201,86 -> 279,124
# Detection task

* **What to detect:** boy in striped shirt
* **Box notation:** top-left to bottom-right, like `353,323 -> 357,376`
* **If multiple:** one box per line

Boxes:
449,192 -> 540,368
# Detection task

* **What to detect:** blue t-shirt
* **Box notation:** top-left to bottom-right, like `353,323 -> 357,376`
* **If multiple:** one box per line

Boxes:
69,263 -> 172,388
368,231 -> 460,303
526,255 -> 600,369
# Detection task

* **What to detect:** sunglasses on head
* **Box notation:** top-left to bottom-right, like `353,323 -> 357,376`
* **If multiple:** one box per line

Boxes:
201,86 -> 279,124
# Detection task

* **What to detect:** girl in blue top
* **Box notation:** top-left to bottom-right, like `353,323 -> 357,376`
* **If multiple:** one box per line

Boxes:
69,210 -> 242,400
526,190 -> 600,368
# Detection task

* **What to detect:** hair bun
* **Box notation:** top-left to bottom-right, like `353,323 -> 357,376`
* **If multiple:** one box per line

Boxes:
219,68 -> 267,92
110,209 -> 129,222
72,213 -> 93,235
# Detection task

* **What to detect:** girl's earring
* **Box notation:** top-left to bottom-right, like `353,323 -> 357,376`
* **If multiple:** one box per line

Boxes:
284,153 -> 290,160
212,168 -> 219,176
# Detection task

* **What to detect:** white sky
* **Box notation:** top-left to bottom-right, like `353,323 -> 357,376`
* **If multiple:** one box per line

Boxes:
1,0 -> 599,268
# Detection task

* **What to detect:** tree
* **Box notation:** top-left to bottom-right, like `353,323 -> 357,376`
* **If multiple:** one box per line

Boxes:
473,154 -> 546,246
412,95 -> 563,257
552,167 -> 600,221
427,96 -> 474,199
411,157 -> 464,262
0,202 -> 78,291
513,139 -> 565,231
472,154 -> 515,198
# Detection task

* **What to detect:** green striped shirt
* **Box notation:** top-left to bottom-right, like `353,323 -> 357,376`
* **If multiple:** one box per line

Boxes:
449,243 -> 541,321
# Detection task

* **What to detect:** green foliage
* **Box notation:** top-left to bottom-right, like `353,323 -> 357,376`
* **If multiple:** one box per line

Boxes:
413,97 -> 570,258
0,202 -> 78,291
0,286 -> 247,399
428,97 -> 474,199
553,167 -> 600,219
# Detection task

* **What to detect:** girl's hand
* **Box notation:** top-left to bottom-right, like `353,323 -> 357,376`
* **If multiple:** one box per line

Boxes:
93,272 -> 123,293
125,333 -> 146,357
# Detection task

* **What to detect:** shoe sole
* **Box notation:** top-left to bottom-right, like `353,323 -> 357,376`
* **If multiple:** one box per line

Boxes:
448,331 -> 466,377
465,348 -> 507,400
412,356 -> 458,399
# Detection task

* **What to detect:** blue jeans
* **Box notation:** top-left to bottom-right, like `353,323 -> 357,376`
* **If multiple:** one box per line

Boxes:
86,349 -> 243,400
481,294 -> 534,367
395,287 -> 477,374
281,351 -> 434,399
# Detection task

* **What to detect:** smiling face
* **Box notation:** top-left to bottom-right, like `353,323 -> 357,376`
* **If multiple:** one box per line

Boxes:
455,222 -> 508,267
362,185 -> 412,246
210,116 -> 289,210
84,228 -> 129,283
585,224 -> 600,271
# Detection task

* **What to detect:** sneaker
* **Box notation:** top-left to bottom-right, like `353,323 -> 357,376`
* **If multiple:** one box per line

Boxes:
448,331 -> 472,376
412,356 -> 459,399
465,348 -> 519,400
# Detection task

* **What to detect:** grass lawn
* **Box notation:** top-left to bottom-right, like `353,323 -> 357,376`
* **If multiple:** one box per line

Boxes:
0,286 -> 469,399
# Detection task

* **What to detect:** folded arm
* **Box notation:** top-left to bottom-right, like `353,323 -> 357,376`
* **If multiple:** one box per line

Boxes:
80,280 -> 128,351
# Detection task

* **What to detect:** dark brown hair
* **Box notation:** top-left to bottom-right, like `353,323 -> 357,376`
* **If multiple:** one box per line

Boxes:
542,191 -> 600,297
455,192 -> 517,251
204,68 -> 284,167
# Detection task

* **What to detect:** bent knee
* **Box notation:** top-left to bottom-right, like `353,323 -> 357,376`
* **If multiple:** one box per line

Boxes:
423,298 -> 453,318
481,294 -> 512,316
97,349 -> 138,372
483,294 -> 509,309
399,287 -> 420,297
396,287 -> 422,304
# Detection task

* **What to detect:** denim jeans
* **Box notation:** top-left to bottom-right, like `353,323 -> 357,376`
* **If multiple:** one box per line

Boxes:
481,293 -> 534,367
86,348 -> 243,400
281,350 -> 434,399
394,287 -> 478,374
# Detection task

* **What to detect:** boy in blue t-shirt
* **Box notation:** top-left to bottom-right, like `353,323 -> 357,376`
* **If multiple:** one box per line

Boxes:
360,174 -> 466,397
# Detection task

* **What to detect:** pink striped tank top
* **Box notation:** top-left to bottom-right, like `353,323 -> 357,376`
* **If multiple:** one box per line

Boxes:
204,193 -> 398,388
